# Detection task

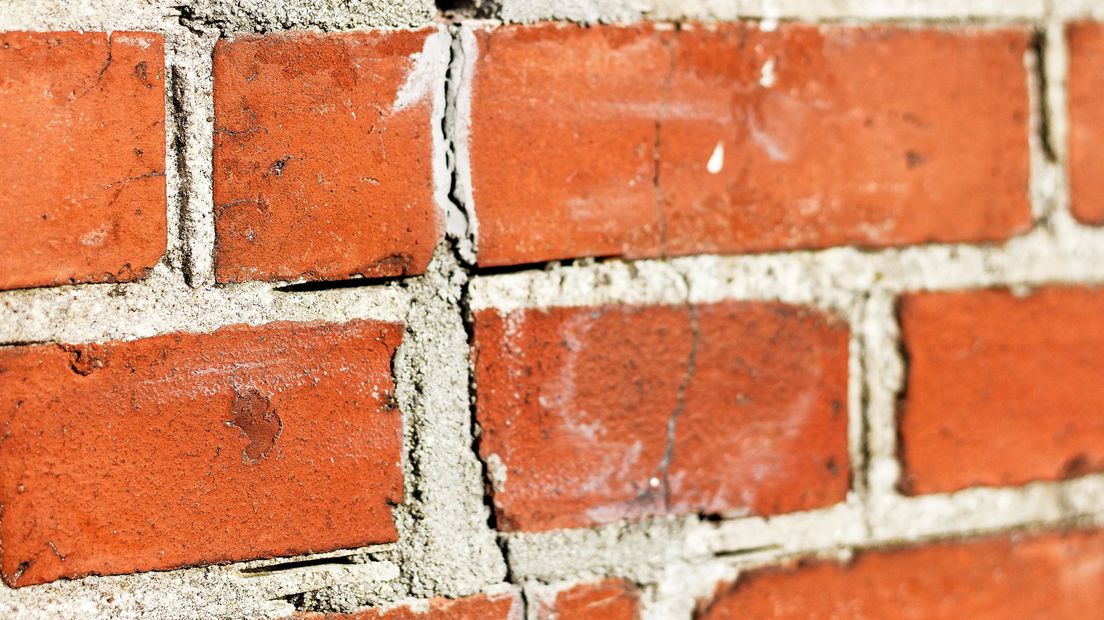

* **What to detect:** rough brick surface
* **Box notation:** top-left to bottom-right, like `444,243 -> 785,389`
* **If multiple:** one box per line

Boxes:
0,31 -> 166,291
899,287 -> 1104,495
213,29 -> 443,284
298,592 -> 520,619
1067,22 -> 1104,224
467,23 -> 1031,267
472,302 -> 850,532
0,321 -> 404,587
697,529 -> 1104,619
467,24 -> 668,266
660,24 -> 1031,255
540,580 -> 639,620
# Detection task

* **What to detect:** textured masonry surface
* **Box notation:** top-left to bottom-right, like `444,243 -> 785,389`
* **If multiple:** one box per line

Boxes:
0,30 -> 167,291
2,0 -> 1104,618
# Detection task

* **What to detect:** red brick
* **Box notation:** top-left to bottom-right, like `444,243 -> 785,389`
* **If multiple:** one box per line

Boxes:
297,592 -> 520,619
467,24 -> 668,266
472,302 -> 850,532
0,31 -> 166,290
0,321 -> 404,587
540,580 -> 639,620
697,529 -> 1104,619
213,29 -> 443,284
899,287 -> 1104,495
1067,22 -> 1104,224
468,24 -> 1031,267
662,25 -> 1031,255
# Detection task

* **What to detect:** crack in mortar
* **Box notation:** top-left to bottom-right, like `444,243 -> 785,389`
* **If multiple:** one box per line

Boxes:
442,24 -> 478,264
1031,28 -> 1058,164
288,23 -> 504,611
457,260 -> 516,586
440,21 -> 515,589
169,64 -> 196,284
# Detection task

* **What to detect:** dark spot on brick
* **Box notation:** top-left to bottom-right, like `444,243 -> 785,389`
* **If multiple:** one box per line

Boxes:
228,388 -> 282,463
383,392 -> 399,411
359,253 -> 415,278
61,343 -> 110,375
133,61 -> 147,81
12,561 -> 30,584
270,155 -> 295,176
905,150 -> 926,169
1061,453 -> 1095,479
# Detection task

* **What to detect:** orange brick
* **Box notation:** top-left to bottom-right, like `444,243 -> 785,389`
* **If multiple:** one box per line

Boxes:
472,302 -> 850,532
467,24 -> 668,267
0,31 -> 166,290
213,29 -> 444,284
661,24 -> 1031,255
0,321 -> 404,587
540,580 -> 639,620
1067,22 -> 1104,224
899,287 -> 1104,494
698,530 -> 1104,619
467,23 -> 1032,267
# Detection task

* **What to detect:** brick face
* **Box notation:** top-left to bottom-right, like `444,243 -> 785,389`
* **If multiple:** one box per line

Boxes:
213,29 -> 444,284
898,287 -> 1104,495
472,302 -> 850,532
660,24 -> 1031,256
0,31 -> 166,291
1067,22 -> 1104,224
697,530 -> 1104,619
467,23 -> 1032,267
0,321 -> 404,587
540,580 -> 639,620
467,24 -> 668,267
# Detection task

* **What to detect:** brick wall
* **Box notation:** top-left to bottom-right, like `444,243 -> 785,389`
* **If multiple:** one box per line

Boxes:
2,0 -> 1104,618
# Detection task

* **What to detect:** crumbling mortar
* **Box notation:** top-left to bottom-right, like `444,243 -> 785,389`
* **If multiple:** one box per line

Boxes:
169,63 -> 196,284
441,23 -> 479,262
1030,29 -> 1058,164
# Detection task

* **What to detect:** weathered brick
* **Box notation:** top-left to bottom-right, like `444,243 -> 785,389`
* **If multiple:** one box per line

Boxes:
661,24 -> 1031,255
467,24 -> 668,267
697,530 -> 1104,618
0,31 -> 166,290
297,592 -> 521,619
899,287 -> 1104,494
472,302 -> 850,532
0,321 -> 404,587
467,23 -> 1032,267
540,580 -> 639,620
1067,22 -> 1104,224
213,29 -> 444,284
